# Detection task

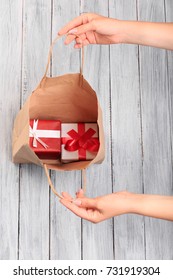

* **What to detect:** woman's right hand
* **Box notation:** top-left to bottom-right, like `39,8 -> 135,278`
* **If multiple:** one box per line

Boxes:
58,13 -> 124,48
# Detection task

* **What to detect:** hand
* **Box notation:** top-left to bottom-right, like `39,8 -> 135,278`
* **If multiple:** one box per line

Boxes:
58,13 -> 173,50
58,13 -> 123,48
60,190 -> 173,223
60,189 -> 131,223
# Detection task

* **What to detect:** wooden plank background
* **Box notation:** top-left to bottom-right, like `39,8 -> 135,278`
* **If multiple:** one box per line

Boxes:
0,0 -> 173,260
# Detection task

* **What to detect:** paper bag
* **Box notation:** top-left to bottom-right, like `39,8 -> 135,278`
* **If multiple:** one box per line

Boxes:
12,35 -> 105,175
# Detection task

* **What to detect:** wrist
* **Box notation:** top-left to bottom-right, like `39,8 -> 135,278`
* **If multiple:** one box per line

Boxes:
118,20 -> 139,44
118,191 -> 144,214
112,19 -> 128,44
118,20 -> 153,46
117,21 -> 173,50
113,191 -> 141,215
114,192 -> 173,221
127,193 -> 155,217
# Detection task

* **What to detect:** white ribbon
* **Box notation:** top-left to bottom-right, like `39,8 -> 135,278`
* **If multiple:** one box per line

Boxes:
29,119 -> 49,149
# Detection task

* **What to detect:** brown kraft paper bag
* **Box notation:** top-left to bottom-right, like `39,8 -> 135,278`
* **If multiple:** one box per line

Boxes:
12,35 -> 105,197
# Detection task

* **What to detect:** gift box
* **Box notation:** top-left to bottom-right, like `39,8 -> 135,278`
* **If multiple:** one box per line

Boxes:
61,123 -> 100,163
29,119 -> 61,159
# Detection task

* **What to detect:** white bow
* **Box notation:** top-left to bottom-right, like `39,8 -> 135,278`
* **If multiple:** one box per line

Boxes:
29,119 -> 49,149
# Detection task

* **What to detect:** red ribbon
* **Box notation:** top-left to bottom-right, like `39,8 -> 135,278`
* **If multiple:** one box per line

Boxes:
62,123 -> 100,160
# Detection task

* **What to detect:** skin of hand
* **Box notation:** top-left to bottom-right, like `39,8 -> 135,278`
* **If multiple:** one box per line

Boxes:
58,12 -> 173,50
60,189 -> 131,223
60,189 -> 173,223
58,13 -> 173,222
58,13 -> 124,48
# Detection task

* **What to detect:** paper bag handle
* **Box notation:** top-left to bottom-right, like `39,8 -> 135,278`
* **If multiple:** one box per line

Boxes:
43,164 -> 86,200
43,34 -> 84,78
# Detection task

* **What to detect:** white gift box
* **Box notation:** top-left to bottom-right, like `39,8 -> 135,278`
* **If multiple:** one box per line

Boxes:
61,123 -> 99,163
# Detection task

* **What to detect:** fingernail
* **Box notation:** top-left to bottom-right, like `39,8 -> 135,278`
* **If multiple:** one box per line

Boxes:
77,188 -> 83,193
72,199 -> 82,206
68,28 -> 78,34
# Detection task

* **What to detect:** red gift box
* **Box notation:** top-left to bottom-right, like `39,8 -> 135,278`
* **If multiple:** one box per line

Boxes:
61,123 -> 100,163
29,119 -> 61,159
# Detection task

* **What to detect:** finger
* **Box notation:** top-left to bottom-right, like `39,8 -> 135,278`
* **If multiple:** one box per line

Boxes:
64,34 -> 76,45
58,14 -> 86,35
74,41 -> 89,49
60,198 -> 92,220
68,22 -> 94,36
74,40 -> 90,49
64,33 -> 86,45
61,192 -> 73,201
76,37 -> 83,45
73,197 -> 97,209
65,37 -> 82,46
76,189 -> 85,198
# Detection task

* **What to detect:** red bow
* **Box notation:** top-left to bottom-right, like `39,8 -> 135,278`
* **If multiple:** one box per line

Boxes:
62,123 -> 100,160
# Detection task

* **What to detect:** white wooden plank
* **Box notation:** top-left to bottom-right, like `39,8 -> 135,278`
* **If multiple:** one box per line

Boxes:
1,0 -> 172,262
109,0 -> 145,259
164,0 -> 173,260
19,0 -> 51,259
50,171 -> 81,259
81,0 -> 114,260
138,0 -> 173,259
50,0 -> 82,260
0,0 -> 22,259
165,1 -> 173,141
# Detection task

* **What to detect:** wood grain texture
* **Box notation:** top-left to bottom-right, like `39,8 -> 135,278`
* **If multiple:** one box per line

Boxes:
0,0 -> 173,260
50,0 -> 82,260
165,0 -> 173,260
0,0 -> 22,259
109,0 -> 145,259
81,0 -> 114,260
138,0 -> 173,259
165,0 -> 173,174
19,0 -> 51,259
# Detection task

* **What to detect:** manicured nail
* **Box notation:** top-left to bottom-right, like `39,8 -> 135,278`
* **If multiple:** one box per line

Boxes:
79,189 -> 84,194
76,188 -> 83,193
68,28 -> 78,34
72,199 -> 82,206
77,189 -> 81,193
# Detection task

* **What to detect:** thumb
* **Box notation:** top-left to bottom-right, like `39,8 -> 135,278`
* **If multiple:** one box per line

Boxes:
68,22 -> 95,35
73,197 -> 97,209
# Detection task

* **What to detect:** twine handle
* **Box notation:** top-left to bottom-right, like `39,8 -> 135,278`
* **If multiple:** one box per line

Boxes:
43,164 -> 63,199
82,168 -> 86,194
43,164 -> 87,199
44,34 -> 84,78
